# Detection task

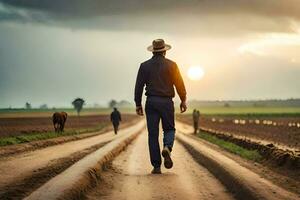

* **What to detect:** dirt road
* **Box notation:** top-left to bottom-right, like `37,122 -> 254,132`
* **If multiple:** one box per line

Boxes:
2,120 -> 298,200
0,120 -> 144,199
86,131 -> 234,200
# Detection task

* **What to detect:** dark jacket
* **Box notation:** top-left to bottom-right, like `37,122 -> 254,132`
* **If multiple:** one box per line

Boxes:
134,54 -> 187,106
111,110 -> 121,123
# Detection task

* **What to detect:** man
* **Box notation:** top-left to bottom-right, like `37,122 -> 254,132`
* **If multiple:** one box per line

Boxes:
134,39 -> 187,174
110,107 -> 122,134
193,109 -> 200,134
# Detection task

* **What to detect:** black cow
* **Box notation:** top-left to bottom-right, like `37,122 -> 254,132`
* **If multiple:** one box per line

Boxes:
52,112 -> 68,132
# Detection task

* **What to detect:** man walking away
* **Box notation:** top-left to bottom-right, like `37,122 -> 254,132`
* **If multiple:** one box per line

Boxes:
110,107 -> 122,134
134,39 -> 187,174
193,109 -> 200,134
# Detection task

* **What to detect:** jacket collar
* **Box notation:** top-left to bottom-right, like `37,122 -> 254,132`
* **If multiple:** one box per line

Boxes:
152,54 -> 165,59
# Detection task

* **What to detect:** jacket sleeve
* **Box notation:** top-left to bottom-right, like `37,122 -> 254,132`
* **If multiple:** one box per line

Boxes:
173,63 -> 187,102
134,64 -> 146,106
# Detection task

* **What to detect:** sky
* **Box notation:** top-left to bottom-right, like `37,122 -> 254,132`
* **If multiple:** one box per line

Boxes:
0,0 -> 300,108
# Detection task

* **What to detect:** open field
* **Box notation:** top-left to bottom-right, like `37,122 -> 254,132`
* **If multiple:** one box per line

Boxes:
0,114 -> 138,138
182,106 -> 300,116
0,108 -> 135,118
2,106 -> 300,118
177,114 -> 300,149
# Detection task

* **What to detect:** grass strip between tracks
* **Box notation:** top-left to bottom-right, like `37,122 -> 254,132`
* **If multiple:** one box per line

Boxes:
0,123 -> 108,147
197,131 -> 262,162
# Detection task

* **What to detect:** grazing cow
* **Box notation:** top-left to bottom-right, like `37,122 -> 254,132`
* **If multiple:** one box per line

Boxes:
52,112 -> 68,132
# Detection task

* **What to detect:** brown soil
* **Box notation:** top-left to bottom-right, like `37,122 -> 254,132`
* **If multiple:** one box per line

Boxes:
0,142 -> 109,200
0,123 -> 142,200
0,114 -> 137,137
86,131 -> 234,200
177,115 -> 300,149
0,118 -> 140,157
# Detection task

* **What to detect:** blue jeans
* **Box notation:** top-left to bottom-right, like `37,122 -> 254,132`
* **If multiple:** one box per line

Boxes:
145,96 -> 175,168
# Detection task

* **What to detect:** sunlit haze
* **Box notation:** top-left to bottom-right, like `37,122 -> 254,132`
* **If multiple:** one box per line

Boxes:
187,66 -> 205,81
0,1 -> 300,108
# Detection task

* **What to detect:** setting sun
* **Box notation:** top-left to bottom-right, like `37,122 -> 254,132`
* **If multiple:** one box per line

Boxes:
187,66 -> 205,81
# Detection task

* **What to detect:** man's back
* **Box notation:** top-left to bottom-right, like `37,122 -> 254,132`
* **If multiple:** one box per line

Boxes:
111,110 -> 121,122
134,54 -> 186,106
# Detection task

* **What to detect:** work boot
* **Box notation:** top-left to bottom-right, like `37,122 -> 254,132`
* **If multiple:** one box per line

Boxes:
151,167 -> 161,174
162,146 -> 173,169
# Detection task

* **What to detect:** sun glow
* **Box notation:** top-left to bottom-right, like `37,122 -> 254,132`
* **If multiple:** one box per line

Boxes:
187,66 -> 205,81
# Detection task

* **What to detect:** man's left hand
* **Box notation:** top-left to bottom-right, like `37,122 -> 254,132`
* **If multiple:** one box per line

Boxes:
136,106 -> 144,116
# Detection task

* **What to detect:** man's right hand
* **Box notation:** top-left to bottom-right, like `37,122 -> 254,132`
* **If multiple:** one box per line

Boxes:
136,106 -> 144,116
180,101 -> 187,113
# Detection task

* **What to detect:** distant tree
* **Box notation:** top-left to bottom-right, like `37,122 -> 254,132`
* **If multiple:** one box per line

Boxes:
25,102 -> 32,109
224,103 -> 230,107
39,104 -> 48,109
72,98 -> 85,116
109,99 -> 117,108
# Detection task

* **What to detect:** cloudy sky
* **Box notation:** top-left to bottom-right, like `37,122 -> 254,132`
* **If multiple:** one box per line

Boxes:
0,0 -> 299,108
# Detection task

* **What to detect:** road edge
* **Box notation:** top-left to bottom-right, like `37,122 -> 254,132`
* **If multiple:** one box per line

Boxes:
176,132 -> 299,200
25,121 -> 145,200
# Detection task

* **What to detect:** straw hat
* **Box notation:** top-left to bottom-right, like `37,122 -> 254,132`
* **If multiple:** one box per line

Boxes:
147,39 -> 171,52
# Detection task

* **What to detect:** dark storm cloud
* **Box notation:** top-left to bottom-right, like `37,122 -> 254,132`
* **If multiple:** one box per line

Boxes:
0,2 -> 53,24
1,0 -> 300,19
0,0 -> 300,35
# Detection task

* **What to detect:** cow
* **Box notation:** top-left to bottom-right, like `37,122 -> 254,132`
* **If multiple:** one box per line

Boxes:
52,112 -> 68,132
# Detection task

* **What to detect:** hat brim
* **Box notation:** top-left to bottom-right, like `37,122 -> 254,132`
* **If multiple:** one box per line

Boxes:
147,44 -> 171,52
